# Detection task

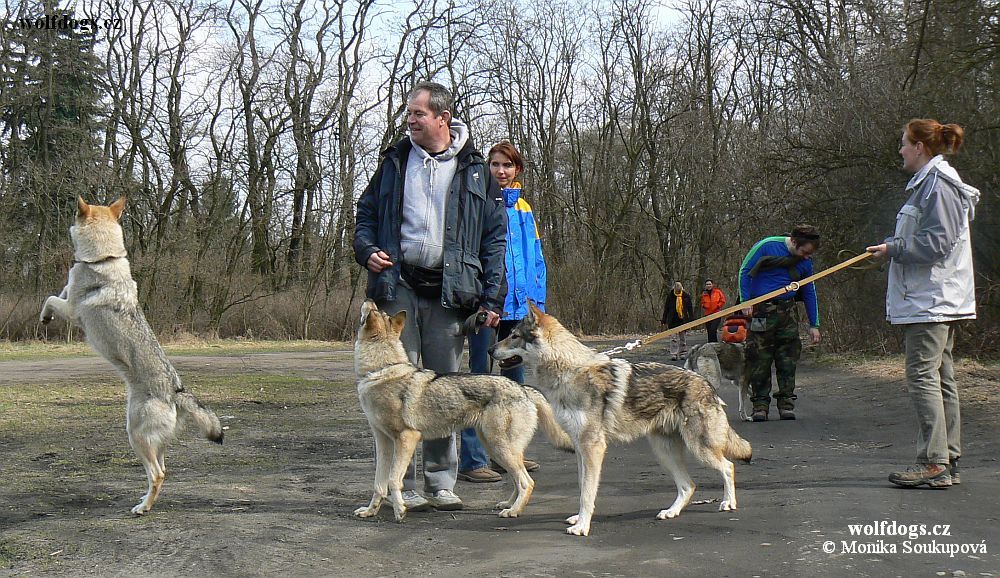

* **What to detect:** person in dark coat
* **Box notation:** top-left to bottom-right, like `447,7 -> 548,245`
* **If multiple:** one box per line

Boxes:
661,281 -> 694,360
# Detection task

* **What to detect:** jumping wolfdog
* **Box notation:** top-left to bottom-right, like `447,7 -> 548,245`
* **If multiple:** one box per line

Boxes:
685,342 -> 752,421
490,302 -> 753,536
353,300 -> 571,522
40,197 -> 223,515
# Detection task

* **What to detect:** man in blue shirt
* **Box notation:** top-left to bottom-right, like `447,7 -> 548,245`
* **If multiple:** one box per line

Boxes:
738,225 -> 822,421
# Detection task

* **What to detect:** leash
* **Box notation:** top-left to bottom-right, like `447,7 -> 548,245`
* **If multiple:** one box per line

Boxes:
601,250 -> 874,356
837,249 -> 882,270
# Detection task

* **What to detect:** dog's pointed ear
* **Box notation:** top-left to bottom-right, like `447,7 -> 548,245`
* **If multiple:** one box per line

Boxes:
77,196 -> 91,218
527,300 -> 544,320
389,310 -> 407,335
360,299 -> 380,327
109,197 -> 126,220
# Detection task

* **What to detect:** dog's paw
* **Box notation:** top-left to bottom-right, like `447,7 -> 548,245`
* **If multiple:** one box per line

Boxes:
719,500 -> 737,512
564,514 -> 579,525
565,522 -> 590,536
498,508 -> 518,518
656,507 -> 682,520
495,500 -> 512,510
354,506 -> 378,518
393,509 -> 407,523
130,503 -> 150,516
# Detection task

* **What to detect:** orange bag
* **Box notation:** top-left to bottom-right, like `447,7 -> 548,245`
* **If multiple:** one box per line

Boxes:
721,317 -> 748,343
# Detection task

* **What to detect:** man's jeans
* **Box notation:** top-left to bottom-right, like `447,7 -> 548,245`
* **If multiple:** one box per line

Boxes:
460,324 -> 525,471
706,317 -> 722,343
377,283 -> 464,492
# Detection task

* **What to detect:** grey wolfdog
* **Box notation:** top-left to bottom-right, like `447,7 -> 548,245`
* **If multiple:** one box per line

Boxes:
353,300 -> 572,522
685,342 -> 752,421
40,197 -> 223,515
490,302 -> 753,537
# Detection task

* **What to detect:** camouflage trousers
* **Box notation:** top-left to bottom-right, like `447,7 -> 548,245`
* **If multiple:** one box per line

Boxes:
745,300 -> 802,411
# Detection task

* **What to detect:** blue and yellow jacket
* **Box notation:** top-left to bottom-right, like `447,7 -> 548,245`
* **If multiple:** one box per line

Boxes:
738,236 -> 819,327
501,183 -> 547,320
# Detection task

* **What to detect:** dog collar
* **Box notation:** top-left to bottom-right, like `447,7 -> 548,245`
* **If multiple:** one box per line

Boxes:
362,362 -> 411,379
73,254 -> 127,265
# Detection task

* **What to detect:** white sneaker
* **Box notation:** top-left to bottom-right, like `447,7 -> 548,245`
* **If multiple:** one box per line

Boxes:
428,489 -> 463,511
402,490 -> 431,512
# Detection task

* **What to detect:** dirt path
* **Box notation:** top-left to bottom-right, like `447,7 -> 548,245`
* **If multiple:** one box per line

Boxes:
1,343 -> 997,576
0,350 -> 356,385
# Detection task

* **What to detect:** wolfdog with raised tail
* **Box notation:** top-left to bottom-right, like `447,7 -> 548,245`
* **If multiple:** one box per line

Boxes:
490,302 -> 752,536
40,197 -> 223,515
353,299 -> 572,523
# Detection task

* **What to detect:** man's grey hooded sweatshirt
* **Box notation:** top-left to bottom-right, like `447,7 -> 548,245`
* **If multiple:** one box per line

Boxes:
400,120 -> 469,269
884,155 -> 980,324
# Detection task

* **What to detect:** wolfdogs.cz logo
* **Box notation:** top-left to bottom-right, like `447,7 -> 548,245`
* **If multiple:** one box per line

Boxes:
18,13 -> 123,34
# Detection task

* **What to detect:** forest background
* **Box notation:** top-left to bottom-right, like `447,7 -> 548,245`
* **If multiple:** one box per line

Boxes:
1,0 -> 996,356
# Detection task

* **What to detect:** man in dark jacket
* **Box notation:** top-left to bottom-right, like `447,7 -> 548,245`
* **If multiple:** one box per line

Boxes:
353,81 -> 507,512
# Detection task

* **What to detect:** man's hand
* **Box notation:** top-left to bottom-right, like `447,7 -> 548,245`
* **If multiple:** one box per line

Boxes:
464,308 -> 501,334
808,327 -> 821,345
866,244 -> 888,258
366,251 -> 393,273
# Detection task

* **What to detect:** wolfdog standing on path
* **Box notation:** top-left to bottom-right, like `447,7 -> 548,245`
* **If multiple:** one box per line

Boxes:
491,302 -> 752,536
40,197 -> 223,515
353,300 -> 572,523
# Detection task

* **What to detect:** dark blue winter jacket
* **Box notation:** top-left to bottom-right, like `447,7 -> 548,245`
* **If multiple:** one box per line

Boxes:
353,137 -> 507,312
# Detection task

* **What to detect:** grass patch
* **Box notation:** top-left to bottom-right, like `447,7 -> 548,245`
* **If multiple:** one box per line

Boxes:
184,373 -> 353,404
811,350 -> 999,374
0,341 -> 94,361
1,372 -> 358,503
0,339 -> 348,362
0,536 -> 50,569
0,374 -> 353,433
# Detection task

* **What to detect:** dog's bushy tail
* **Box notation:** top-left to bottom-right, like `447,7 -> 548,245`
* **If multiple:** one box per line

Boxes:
725,428 -> 752,463
175,391 -> 224,444
524,387 -> 574,451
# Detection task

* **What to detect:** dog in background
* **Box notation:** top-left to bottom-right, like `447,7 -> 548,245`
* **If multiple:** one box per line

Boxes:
353,300 -> 572,522
685,342 -> 752,421
490,302 -> 752,536
41,197 -> 223,515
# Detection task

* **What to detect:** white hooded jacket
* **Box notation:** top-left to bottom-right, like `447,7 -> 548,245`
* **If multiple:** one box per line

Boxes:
884,155 -> 980,324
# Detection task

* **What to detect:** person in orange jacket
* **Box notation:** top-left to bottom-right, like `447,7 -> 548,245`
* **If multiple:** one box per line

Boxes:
700,279 -> 727,343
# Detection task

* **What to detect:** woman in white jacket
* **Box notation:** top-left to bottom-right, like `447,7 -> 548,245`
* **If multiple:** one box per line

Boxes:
868,118 -> 980,489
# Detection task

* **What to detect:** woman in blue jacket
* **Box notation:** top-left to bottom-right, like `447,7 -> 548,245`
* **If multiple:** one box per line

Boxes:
459,141 -> 548,483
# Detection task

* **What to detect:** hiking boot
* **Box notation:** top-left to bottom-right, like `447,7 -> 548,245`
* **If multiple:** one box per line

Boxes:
428,489 -> 463,511
491,459 -> 540,473
402,490 -> 431,512
778,409 -> 796,420
751,409 -> 768,422
949,458 -> 961,485
458,467 -> 502,483
888,464 -> 952,488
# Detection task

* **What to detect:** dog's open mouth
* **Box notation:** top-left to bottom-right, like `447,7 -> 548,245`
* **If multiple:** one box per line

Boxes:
497,355 -> 523,369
